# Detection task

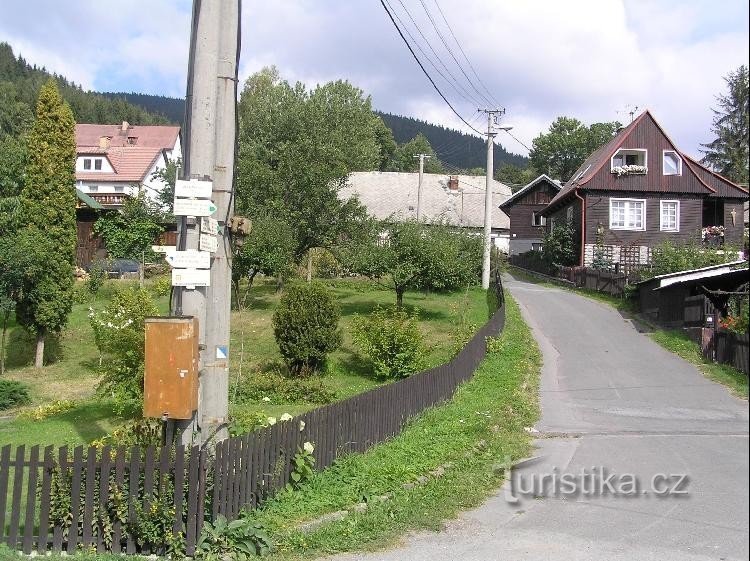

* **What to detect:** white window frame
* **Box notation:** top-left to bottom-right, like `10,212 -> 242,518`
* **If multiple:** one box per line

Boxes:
94,158 -> 103,171
83,158 -> 92,170
660,200 -> 680,232
531,212 -> 546,227
610,148 -> 648,170
662,150 -> 682,176
609,198 -> 646,231
89,185 -> 99,192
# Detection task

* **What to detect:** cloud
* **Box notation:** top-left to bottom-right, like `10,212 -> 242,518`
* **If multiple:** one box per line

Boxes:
1,0 -> 747,159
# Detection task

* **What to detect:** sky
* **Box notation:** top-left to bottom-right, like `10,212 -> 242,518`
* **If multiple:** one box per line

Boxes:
1,0 -> 748,160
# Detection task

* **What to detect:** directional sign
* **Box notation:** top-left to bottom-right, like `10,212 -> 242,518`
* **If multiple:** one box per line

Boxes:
173,198 -> 217,217
165,250 -> 211,269
199,233 -> 219,253
172,268 -> 211,287
175,179 -> 213,199
151,245 -> 177,254
201,216 -> 219,236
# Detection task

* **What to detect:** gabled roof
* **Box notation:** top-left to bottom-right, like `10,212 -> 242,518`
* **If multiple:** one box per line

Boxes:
75,123 -> 180,150
543,110 -> 748,214
499,174 -> 561,209
340,171 -> 511,229
76,146 -> 164,183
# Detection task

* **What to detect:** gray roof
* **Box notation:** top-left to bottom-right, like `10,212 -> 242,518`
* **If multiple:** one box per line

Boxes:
340,171 -> 511,230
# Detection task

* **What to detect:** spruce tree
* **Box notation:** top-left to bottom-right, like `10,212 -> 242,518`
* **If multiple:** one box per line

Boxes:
16,79 -> 77,367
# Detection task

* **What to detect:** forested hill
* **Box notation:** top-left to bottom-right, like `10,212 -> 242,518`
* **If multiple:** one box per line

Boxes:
377,112 -> 528,169
97,91 -> 529,171
100,91 -> 185,124
0,42 -> 170,137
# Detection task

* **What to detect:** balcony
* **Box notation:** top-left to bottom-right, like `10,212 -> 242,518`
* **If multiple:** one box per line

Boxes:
89,193 -> 129,207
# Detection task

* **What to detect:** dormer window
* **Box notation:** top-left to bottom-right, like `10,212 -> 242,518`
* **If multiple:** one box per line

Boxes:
83,158 -> 91,170
663,150 -> 682,176
611,149 -> 647,176
94,159 -> 102,171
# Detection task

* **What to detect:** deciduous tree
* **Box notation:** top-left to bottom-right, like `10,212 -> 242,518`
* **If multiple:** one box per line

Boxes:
16,80 -> 77,367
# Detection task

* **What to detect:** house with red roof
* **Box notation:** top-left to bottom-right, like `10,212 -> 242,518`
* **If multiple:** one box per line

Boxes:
540,110 -> 748,269
74,121 -> 181,208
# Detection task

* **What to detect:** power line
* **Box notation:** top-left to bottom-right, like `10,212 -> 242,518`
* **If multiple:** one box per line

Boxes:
430,0 -> 503,109
391,0 -> 485,108
502,128 -> 531,152
380,0 -> 483,136
418,0 -> 496,109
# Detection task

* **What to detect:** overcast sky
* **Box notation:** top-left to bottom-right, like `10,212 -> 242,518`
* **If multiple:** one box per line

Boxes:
2,0 -> 748,160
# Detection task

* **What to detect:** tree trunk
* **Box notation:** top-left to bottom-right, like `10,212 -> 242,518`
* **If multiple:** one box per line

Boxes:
396,288 -> 404,308
35,331 -> 45,368
276,272 -> 284,293
306,251 -> 313,283
0,313 -> 8,376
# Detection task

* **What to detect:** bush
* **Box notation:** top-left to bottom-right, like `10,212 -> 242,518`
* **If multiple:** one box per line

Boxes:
313,248 -> 343,279
234,371 -> 336,405
150,275 -> 172,297
91,287 -> 159,413
0,379 -> 31,410
86,262 -> 107,295
351,306 -> 425,379
542,219 -> 577,268
272,282 -> 342,376
90,417 -> 163,448
645,241 -> 741,279
17,399 -> 75,420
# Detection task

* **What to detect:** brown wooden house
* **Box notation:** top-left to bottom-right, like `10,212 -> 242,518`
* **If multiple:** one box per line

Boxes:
541,110 -> 748,269
499,174 -> 561,255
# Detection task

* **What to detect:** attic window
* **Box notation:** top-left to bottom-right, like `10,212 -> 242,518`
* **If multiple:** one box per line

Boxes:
127,136 -> 138,145
94,159 -> 102,171
663,150 -> 682,176
611,149 -> 647,175
83,158 -> 91,170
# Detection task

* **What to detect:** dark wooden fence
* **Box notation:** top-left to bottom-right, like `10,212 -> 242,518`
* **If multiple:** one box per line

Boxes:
1,280 -> 506,556
714,331 -> 749,375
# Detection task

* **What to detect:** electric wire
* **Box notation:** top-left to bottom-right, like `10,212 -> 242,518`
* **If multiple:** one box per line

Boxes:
380,0 -> 483,136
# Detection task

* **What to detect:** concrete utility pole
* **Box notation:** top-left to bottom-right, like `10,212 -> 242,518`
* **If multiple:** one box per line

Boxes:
480,109 -> 503,289
174,0 -> 240,446
414,153 -> 431,220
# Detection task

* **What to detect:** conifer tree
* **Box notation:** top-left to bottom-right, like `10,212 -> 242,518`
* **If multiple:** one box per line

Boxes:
16,79 -> 77,367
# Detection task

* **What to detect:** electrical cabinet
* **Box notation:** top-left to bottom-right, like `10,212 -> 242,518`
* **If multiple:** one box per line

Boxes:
143,316 -> 199,419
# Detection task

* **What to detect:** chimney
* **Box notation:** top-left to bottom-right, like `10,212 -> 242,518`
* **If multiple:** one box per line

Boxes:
99,136 -> 111,149
121,121 -> 129,132
448,176 -> 459,191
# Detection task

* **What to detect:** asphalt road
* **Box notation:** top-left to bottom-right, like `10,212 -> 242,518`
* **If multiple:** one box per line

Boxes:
329,274 -> 749,561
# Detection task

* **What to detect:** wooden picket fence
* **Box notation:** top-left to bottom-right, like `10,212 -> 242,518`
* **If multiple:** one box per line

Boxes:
1,279 -> 506,556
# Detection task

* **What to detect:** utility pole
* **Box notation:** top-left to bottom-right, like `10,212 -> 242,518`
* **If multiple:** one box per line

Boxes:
480,108 -> 503,289
414,153 -> 431,220
174,0 -> 240,446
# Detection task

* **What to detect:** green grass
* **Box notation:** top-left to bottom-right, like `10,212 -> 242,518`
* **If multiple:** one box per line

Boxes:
649,329 -> 748,399
232,294 -> 540,560
1,277 -> 488,448
508,266 -> 748,399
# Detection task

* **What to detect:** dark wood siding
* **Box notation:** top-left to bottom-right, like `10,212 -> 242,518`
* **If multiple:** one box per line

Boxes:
586,193 -> 703,246
584,113 -> 714,195
505,180 -> 558,239
508,205 -> 548,239
724,199 -> 745,246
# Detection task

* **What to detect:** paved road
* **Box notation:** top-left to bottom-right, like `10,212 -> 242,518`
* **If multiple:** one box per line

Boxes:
330,274 -> 749,561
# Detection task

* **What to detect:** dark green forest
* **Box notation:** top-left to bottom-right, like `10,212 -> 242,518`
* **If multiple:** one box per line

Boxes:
0,42 -> 170,139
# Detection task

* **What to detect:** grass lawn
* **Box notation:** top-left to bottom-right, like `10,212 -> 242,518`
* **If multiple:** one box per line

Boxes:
508,266 -> 748,399
22,292 -> 540,561
0,277 -> 488,448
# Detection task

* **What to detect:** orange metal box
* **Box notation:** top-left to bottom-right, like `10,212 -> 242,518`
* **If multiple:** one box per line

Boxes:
143,316 -> 199,419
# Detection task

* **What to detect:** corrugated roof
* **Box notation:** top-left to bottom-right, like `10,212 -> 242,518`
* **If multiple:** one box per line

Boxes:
75,123 -> 180,150
340,171 -> 511,229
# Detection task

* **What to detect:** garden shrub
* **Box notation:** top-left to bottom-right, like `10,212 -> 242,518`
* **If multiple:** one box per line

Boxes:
86,261 -> 107,295
645,241 -> 742,279
90,287 -> 158,413
234,371 -> 336,405
542,219 -> 577,269
17,399 -> 75,420
90,417 -> 163,448
351,306 -> 425,379
272,282 -> 341,376
313,247 -> 343,278
0,379 -> 31,410
150,275 -> 172,297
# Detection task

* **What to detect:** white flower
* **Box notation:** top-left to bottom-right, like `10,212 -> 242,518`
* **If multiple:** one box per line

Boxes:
299,420 -> 306,432
280,413 -> 293,422
261,396 -> 271,402
267,416 -> 277,425
303,441 -> 314,454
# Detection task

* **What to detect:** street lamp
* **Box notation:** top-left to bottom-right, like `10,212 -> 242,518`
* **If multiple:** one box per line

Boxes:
482,123 -> 513,289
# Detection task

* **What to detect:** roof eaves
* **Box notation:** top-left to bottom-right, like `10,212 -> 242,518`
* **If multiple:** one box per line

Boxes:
681,153 -> 749,196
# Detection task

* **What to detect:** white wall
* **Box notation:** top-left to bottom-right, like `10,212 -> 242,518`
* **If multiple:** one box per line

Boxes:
75,155 -> 114,173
